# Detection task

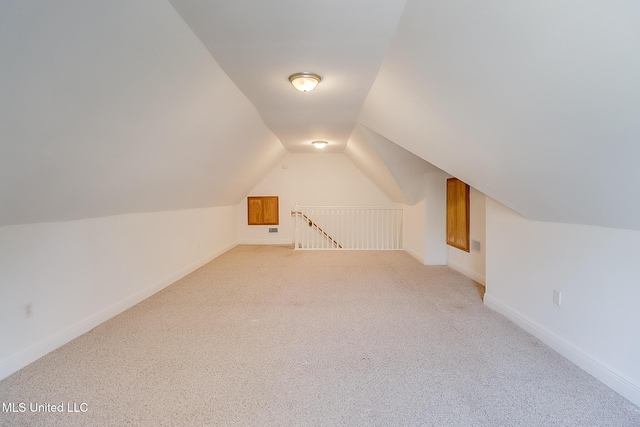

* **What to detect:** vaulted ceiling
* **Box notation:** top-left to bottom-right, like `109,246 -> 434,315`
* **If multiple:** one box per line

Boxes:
2,1 -> 639,231
169,0 -> 407,153
361,1 -> 640,231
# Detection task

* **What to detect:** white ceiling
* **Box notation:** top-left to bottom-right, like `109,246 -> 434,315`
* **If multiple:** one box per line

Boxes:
345,124 -> 442,205
2,1 -> 640,232
361,0 -> 640,231
0,1 -> 285,225
169,0 -> 407,152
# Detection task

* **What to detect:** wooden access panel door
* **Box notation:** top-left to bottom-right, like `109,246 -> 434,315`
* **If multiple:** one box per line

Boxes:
446,178 -> 470,252
247,196 -> 279,225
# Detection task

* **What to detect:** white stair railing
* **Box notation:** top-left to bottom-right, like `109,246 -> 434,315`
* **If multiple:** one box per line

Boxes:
292,206 -> 403,250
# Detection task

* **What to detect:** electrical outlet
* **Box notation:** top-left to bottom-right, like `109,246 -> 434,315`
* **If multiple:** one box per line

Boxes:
24,303 -> 33,318
553,290 -> 562,306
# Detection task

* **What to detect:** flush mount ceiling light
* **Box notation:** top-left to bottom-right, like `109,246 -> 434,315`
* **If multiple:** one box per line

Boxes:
289,72 -> 322,92
312,141 -> 328,149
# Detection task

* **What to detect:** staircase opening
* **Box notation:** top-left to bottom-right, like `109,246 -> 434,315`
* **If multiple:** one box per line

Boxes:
291,206 -> 403,250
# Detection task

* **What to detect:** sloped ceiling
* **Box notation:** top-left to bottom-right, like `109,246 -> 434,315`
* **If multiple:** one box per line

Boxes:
345,124 -> 442,205
360,0 -> 640,231
3,1 -> 639,232
168,0 -> 407,152
0,1 -> 286,226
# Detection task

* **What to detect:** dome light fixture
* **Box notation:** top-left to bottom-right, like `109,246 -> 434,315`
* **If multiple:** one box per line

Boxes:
312,141 -> 328,149
289,72 -> 322,92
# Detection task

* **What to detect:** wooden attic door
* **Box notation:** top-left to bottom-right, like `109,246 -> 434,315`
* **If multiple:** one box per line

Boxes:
247,196 -> 279,225
446,178 -> 470,252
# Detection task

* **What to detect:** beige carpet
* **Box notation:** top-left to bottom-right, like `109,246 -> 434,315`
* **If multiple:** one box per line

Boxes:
1,245 -> 638,426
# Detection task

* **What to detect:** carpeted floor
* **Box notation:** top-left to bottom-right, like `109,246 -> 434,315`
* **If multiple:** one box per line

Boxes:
1,245 -> 639,426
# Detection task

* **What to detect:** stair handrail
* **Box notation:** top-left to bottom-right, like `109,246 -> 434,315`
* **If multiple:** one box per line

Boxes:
291,210 -> 343,249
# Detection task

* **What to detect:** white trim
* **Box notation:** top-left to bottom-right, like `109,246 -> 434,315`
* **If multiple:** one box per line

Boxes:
404,246 -> 425,264
0,241 -> 237,381
238,239 -> 293,245
448,259 -> 486,285
484,293 -> 640,407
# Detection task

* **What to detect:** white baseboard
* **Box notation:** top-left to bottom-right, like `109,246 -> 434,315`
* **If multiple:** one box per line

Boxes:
238,239 -> 293,245
484,293 -> 640,407
404,247 -> 425,264
448,260 -> 486,285
0,241 -> 237,381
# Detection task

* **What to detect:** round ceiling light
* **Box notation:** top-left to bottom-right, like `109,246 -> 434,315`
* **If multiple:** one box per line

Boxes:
289,72 -> 322,92
312,141 -> 328,149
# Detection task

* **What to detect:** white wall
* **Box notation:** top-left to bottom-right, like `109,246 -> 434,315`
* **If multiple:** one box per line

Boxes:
402,172 -> 486,277
448,187 -> 486,284
484,198 -> 640,406
237,153 -> 394,244
402,171 -> 449,265
424,172 -> 448,265
402,199 -> 426,263
0,206 -> 238,380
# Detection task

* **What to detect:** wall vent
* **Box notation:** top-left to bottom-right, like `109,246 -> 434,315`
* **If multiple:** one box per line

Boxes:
268,228 -> 278,233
